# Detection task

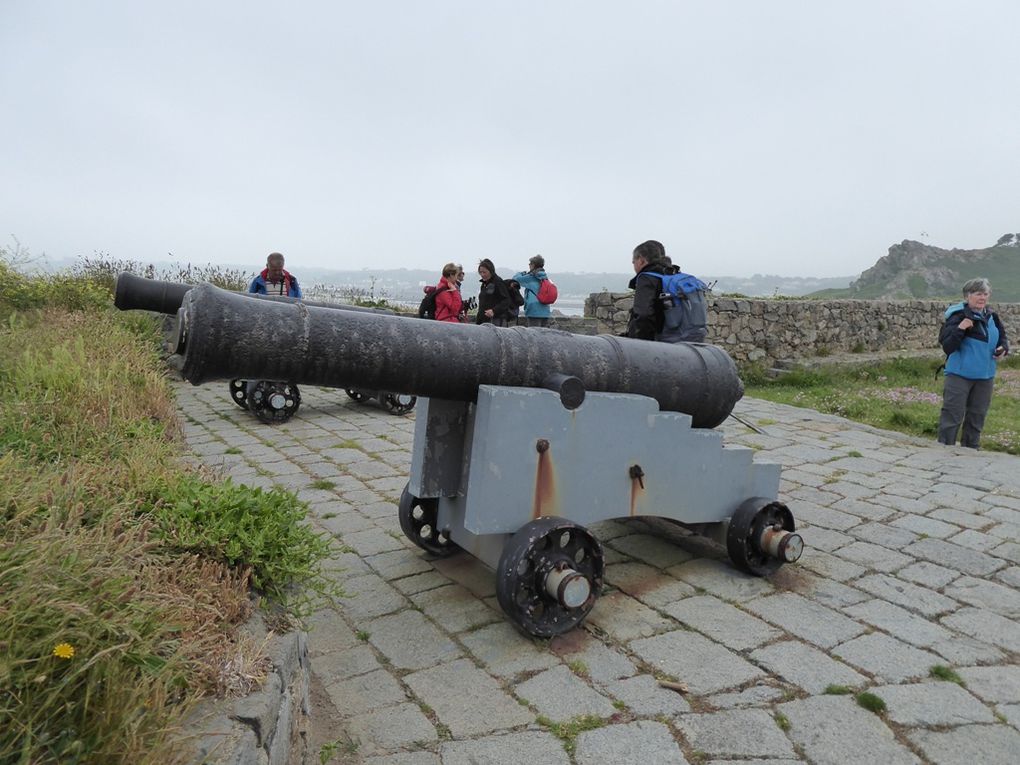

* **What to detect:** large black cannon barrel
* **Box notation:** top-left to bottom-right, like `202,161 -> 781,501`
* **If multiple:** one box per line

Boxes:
175,284 -> 743,428
114,272 -> 391,315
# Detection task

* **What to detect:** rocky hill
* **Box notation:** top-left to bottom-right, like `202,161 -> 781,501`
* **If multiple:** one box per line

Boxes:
809,233 -> 1020,301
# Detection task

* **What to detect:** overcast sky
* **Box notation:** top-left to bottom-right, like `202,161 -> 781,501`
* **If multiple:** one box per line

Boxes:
2,1 -> 1018,278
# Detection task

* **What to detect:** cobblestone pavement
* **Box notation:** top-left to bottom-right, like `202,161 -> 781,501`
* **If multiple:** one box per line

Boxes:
176,381 -> 1020,765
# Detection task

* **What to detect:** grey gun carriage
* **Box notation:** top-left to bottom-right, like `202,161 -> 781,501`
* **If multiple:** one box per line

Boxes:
163,283 -> 804,637
115,272 -> 414,422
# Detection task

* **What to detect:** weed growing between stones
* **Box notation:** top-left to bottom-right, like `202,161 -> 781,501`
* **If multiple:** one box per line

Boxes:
824,684 -> 854,695
567,659 -> 590,677
929,665 -> 965,685
537,714 -> 607,755
774,711 -> 791,731
855,692 -> 887,714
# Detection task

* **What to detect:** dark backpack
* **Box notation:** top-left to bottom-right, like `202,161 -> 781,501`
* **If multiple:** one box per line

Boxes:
418,286 -> 447,319
505,279 -> 525,308
640,271 -> 709,343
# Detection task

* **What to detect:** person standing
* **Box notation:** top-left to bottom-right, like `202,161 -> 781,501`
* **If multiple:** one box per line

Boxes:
937,278 -> 1009,448
626,240 -> 669,340
249,252 -> 302,298
433,263 -> 464,322
476,258 -> 512,326
513,255 -> 554,328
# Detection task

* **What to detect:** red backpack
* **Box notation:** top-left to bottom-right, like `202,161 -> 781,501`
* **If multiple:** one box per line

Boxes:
536,279 -> 558,305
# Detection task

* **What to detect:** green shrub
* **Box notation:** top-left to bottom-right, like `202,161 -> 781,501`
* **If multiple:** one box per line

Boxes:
143,476 -> 334,610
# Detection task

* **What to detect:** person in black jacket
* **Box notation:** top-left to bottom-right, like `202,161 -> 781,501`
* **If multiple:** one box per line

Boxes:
476,258 -> 512,326
626,240 -> 669,340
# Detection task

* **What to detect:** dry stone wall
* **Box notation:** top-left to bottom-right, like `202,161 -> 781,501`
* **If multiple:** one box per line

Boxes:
584,292 -> 1020,364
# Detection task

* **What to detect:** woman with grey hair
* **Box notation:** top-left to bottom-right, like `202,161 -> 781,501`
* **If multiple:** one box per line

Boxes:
937,277 -> 1009,448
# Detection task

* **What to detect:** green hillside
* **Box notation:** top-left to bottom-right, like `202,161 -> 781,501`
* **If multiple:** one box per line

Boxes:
807,235 -> 1020,301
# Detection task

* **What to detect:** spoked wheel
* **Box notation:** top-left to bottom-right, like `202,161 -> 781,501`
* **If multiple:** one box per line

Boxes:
726,498 -> 803,576
229,379 -> 249,410
398,483 -> 458,556
382,393 -> 417,415
345,388 -> 368,403
496,517 -> 604,638
249,380 -> 301,424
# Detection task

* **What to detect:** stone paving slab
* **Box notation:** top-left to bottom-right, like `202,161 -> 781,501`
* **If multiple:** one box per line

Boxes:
779,695 -> 920,765
907,725 -> 1020,765
676,709 -> 796,759
405,658 -> 534,738
871,681 -> 996,726
574,720 -> 687,765
515,665 -> 617,723
175,383 -> 1020,764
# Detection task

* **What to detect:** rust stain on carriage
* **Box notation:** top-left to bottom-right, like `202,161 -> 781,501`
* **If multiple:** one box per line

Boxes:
629,464 -> 645,516
533,439 -> 558,519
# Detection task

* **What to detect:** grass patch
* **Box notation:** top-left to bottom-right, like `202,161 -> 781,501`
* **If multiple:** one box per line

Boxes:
0,252 -> 338,764
224,446 -> 243,455
310,479 -> 336,490
743,355 -> 1020,455
856,691 -> 887,714
356,630 -> 370,641
774,711 -> 791,731
929,665 -> 965,685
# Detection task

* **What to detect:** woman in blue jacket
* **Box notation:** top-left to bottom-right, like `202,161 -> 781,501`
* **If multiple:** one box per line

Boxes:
513,255 -> 553,328
937,278 -> 1009,448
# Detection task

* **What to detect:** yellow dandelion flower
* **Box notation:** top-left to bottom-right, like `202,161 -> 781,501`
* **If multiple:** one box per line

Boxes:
53,643 -> 75,660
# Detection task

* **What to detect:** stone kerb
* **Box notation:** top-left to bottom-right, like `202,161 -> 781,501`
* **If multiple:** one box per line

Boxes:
584,292 -> 1020,363
186,619 -> 310,765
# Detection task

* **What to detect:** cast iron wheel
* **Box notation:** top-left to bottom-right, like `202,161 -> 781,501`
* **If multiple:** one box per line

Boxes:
726,498 -> 796,576
398,483 -> 458,556
229,379 -> 249,410
382,393 -> 417,415
345,388 -> 368,403
249,380 -> 301,424
496,517 -> 604,638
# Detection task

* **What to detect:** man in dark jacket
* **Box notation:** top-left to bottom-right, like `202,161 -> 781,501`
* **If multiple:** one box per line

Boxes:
626,240 -> 669,340
249,252 -> 302,298
937,277 -> 1009,448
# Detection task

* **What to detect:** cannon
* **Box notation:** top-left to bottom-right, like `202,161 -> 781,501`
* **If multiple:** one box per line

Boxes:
115,273 -> 413,421
172,283 -> 803,636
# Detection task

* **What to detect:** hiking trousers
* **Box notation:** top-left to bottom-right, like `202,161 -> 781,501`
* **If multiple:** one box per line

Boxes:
938,374 -> 994,448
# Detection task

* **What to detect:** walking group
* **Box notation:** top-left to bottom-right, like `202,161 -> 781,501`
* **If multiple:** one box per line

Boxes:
419,255 -> 557,327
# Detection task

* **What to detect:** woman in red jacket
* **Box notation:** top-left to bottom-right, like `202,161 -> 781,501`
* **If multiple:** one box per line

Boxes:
433,262 -> 464,322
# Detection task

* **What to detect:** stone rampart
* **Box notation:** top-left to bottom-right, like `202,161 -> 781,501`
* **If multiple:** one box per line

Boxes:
584,292 -> 1020,363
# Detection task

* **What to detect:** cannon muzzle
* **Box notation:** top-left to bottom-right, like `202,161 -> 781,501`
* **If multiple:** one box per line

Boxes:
174,284 -> 743,428
114,272 -> 391,315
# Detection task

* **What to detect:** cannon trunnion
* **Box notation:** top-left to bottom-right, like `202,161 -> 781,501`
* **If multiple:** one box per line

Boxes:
173,283 -> 802,637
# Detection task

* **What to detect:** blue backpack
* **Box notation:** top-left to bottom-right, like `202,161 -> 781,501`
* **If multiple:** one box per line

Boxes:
640,271 -> 709,343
